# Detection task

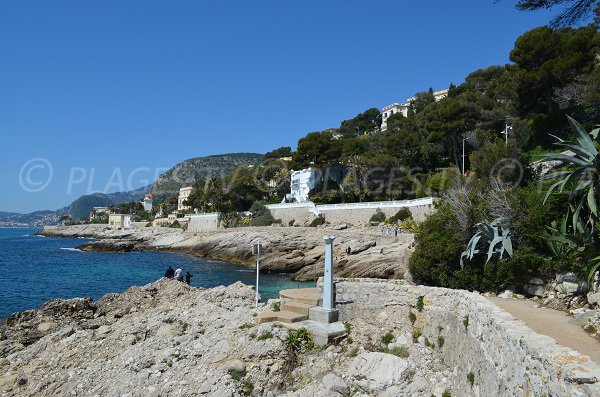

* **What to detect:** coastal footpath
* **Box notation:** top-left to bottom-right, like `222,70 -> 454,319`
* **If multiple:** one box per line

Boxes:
39,225 -> 415,281
1,278 -> 599,396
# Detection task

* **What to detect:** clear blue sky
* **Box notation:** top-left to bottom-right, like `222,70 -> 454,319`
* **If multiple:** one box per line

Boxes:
0,1 -> 564,213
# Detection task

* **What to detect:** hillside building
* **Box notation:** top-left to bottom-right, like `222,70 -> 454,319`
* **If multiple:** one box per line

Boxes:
286,168 -> 320,203
178,186 -> 193,211
381,88 -> 449,131
142,193 -> 153,212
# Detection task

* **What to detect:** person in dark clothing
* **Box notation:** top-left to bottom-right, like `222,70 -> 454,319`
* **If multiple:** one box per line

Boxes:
346,246 -> 352,255
185,271 -> 192,285
165,266 -> 175,279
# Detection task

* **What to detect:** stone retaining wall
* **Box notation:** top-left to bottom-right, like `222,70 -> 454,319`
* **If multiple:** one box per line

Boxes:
334,279 -> 600,397
266,198 -> 435,226
187,214 -> 221,233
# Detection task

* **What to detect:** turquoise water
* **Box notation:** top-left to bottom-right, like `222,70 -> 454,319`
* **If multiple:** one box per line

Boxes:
0,228 -> 313,319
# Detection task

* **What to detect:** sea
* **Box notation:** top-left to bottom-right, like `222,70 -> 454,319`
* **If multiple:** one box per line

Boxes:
0,227 -> 313,320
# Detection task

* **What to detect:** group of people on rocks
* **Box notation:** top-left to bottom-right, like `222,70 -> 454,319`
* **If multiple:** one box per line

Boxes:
164,265 -> 192,285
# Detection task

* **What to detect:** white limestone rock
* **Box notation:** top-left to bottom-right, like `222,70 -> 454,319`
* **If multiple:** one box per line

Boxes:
349,352 -> 413,391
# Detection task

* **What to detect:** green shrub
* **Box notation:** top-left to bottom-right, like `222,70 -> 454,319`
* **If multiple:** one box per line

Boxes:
249,202 -> 277,226
408,311 -> 417,325
584,324 -> 597,334
389,207 -> 412,223
285,327 -> 315,351
416,296 -> 424,312
437,335 -> 445,348
381,331 -> 394,344
370,209 -> 386,224
463,315 -> 469,329
309,214 -> 326,227
229,370 -> 244,381
442,389 -> 452,397
343,321 -> 352,333
348,346 -> 359,357
242,378 -> 254,396
271,301 -> 280,312
408,204 -> 463,287
467,372 -> 475,387
381,345 -> 409,358
257,332 -> 273,340
412,328 -> 422,343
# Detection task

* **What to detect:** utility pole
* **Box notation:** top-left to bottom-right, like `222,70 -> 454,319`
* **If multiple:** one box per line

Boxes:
502,123 -> 513,146
462,138 -> 467,176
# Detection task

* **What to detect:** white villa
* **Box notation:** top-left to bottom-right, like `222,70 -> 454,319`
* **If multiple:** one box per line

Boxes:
108,214 -> 132,229
286,168 -> 320,203
178,186 -> 193,211
381,88 -> 449,130
142,193 -> 153,212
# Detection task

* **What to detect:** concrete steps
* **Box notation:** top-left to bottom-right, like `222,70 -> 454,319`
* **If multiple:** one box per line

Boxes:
280,287 -> 320,306
254,286 -> 346,346
282,301 -> 313,315
255,287 -> 319,324
256,309 -> 307,324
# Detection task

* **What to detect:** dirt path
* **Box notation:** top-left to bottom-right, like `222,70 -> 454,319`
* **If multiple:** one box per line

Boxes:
488,297 -> 600,364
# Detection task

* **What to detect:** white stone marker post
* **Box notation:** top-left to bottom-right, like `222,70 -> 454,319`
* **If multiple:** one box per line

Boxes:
253,242 -> 262,307
308,235 -> 339,323
322,235 -> 335,310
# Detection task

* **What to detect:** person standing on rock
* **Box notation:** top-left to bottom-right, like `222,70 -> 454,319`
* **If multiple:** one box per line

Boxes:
174,267 -> 183,282
185,271 -> 192,285
165,266 -> 175,279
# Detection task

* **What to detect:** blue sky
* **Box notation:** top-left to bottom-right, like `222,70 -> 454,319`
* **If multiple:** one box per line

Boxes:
0,1 -> 565,213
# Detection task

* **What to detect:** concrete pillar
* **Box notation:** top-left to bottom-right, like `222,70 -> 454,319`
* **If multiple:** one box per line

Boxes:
323,235 -> 335,310
308,235 -> 339,324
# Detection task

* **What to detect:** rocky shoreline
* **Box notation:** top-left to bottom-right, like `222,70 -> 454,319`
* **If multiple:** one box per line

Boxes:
39,225 -> 416,281
2,278 -> 599,396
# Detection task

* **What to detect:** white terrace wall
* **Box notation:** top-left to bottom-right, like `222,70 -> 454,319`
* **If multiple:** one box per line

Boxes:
265,202 -> 316,225
317,198 -> 434,224
187,213 -> 221,233
334,279 -> 600,397
266,198 -> 435,226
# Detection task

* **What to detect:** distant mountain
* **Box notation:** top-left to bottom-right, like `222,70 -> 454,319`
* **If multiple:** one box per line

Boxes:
68,185 -> 150,221
150,153 -> 264,203
2,152 -> 265,226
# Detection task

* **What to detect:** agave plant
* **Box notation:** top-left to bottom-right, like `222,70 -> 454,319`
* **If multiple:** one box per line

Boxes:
460,218 -> 513,269
543,205 -> 593,259
541,116 -> 600,225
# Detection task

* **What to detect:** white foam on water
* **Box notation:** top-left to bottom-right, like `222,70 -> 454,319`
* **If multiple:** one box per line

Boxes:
59,247 -> 82,252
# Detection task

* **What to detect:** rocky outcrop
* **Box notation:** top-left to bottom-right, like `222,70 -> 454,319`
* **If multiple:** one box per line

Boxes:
0,279 -> 453,396
40,225 -> 415,281
3,278 -> 599,396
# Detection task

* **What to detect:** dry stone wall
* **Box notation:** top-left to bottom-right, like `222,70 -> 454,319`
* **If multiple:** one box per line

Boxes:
334,279 -> 600,397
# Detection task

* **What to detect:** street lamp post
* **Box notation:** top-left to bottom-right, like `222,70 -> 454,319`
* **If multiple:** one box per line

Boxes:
252,242 -> 262,307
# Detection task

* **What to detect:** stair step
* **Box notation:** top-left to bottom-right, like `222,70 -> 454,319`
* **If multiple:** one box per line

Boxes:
280,288 -> 320,306
255,310 -> 308,324
282,301 -> 314,315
